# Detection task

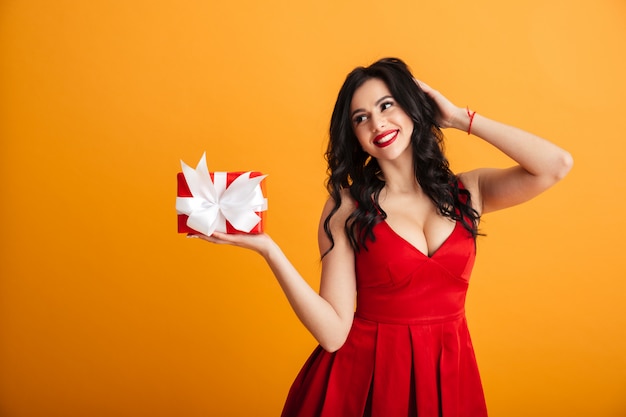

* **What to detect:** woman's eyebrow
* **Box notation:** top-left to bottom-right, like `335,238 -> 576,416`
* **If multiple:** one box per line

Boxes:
350,95 -> 394,118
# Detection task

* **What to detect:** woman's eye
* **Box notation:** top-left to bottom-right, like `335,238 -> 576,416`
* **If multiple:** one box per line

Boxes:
381,101 -> 393,111
354,114 -> 367,124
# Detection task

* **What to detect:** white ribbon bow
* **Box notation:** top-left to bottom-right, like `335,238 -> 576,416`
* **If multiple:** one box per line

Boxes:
176,153 -> 267,236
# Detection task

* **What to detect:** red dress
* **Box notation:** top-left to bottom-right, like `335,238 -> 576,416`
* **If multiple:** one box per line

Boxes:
281,213 -> 488,417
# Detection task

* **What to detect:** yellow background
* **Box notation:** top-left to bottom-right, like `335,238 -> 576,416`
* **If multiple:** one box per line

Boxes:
1,0 -> 625,416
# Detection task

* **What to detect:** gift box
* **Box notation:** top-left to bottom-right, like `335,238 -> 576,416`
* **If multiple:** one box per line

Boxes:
176,153 -> 267,236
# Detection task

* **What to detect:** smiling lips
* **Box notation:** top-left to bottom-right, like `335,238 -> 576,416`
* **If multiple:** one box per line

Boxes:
374,130 -> 399,148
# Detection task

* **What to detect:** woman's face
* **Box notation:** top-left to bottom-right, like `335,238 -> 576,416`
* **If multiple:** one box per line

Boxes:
349,78 -> 414,161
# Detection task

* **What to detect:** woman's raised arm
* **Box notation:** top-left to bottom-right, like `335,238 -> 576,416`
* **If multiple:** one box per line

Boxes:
418,80 -> 573,215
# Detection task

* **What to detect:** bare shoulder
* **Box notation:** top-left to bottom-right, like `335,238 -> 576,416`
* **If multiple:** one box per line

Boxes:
318,189 -> 356,252
320,189 -> 356,228
457,171 -> 484,214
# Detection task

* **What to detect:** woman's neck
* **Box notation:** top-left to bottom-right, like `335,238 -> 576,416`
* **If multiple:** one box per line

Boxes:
377,153 -> 420,194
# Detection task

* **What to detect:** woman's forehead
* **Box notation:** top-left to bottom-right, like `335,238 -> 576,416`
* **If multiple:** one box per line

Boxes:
350,79 -> 391,110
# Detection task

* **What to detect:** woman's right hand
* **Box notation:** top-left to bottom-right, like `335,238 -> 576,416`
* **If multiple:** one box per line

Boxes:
190,232 -> 276,258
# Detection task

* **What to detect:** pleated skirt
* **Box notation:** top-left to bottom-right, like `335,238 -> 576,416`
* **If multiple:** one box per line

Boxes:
281,315 -> 488,417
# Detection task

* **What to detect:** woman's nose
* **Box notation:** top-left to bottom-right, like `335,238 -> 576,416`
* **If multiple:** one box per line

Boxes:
370,113 -> 386,131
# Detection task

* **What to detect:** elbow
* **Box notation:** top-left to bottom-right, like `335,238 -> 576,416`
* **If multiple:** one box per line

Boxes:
320,337 -> 348,353
318,326 -> 351,353
554,150 -> 574,181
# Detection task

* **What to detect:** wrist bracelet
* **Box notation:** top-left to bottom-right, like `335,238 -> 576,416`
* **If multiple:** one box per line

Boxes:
466,106 -> 476,135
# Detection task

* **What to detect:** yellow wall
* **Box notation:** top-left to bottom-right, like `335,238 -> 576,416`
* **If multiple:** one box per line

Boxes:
1,1 -> 625,416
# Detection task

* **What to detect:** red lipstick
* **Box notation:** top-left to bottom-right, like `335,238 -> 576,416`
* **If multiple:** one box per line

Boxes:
374,130 -> 398,148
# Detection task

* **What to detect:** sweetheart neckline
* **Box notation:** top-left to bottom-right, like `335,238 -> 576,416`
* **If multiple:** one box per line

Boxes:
380,219 -> 459,259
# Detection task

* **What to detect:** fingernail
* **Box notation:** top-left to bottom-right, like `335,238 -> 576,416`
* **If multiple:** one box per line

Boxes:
186,235 -> 199,239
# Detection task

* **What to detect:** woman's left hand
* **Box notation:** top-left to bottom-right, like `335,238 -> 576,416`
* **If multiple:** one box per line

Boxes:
416,80 -> 466,130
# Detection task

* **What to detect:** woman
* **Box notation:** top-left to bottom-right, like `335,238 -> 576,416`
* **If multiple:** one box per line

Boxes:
193,58 -> 573,416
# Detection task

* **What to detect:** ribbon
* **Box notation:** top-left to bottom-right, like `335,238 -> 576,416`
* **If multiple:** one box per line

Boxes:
176,153 -> 267,236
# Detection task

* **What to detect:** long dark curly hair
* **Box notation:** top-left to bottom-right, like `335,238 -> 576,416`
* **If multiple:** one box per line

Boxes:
323,57 -> 480,255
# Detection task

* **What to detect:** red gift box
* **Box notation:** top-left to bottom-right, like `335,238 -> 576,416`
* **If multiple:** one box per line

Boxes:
177,171 -> 267,235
